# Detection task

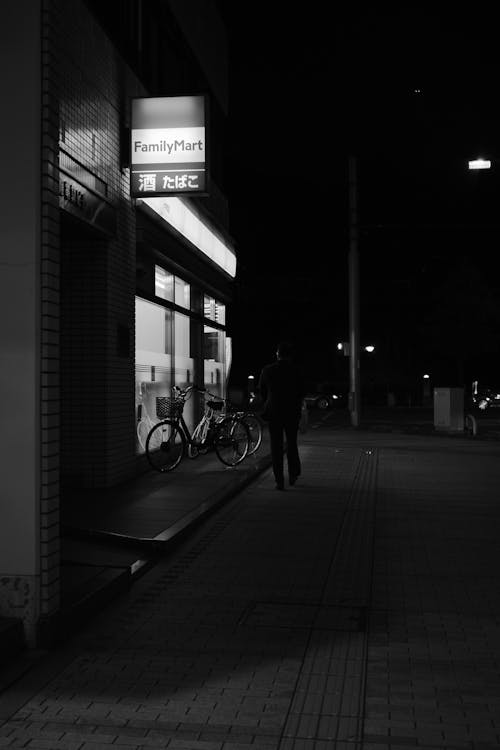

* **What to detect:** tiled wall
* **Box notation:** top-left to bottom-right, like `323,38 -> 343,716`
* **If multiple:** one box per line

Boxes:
39,0 -> 146,622
40,0 -> 62,623
37,0 -> 231,633
45,0 -> 145,491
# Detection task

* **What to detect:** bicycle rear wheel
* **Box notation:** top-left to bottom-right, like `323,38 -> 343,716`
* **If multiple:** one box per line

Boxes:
146,420 -> 185,472
242,413 -> 263,455
214,417 -> 250,466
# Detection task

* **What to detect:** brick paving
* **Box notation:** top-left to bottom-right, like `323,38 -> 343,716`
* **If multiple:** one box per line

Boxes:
2,421 -> 500,748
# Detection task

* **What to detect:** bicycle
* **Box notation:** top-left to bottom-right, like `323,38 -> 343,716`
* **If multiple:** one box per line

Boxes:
222,399 -> 263,456
145,384 -> 251,472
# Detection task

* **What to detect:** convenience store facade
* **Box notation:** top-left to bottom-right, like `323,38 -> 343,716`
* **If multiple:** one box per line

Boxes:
0,0 -> 234,643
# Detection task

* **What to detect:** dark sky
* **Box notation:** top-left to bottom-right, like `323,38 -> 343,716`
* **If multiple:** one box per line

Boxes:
216,6 -> 500,390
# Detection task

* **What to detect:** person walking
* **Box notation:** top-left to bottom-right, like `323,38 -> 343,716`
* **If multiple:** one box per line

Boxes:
258,341 -> 306,490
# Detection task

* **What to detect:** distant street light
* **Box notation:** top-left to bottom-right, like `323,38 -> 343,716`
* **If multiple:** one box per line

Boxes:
422,373 -> 432,405
364,345 -> 375,353
468,158 -> 491,170
247,374 -> 255,402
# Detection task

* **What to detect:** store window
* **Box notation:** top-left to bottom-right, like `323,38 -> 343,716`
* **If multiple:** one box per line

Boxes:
135,282 -> 227,457
204,295 -> 225,324
204,294 -> 216,320
156,265 -> 190,310
174,311 -> 195,429
175,276 -> 190,309
155,265 -> 174,301
215,300 -> 226,325
135,297 -> 174,454
204,325 -> 225,399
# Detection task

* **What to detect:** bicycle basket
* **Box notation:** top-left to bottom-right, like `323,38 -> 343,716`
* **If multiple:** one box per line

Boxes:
156,396 -> 183,419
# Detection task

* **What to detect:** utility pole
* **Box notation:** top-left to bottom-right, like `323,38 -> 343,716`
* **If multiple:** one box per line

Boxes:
348,155 -> 360,427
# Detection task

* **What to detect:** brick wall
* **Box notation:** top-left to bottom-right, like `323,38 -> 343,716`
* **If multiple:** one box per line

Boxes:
44,0 -> 144,490
41,0 -> 63,619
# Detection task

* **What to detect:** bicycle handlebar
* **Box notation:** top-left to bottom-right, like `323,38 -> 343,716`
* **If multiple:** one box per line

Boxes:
172,384 -> 225,402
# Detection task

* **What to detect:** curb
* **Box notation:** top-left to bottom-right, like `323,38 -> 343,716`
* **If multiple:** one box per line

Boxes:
50,451 -> 273,648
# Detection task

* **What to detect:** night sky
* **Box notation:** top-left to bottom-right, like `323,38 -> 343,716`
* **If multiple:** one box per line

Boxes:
216,6 -> 500,395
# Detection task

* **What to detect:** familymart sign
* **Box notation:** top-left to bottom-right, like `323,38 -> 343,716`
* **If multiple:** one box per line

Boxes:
131,95 -> 207,197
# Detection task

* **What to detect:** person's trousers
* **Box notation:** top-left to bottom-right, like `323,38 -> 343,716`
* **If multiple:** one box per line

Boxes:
268,418 -> 301,484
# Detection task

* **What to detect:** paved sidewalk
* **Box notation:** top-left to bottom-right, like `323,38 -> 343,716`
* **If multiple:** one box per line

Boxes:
2,418 -> 500,748
58,432 -> 273,628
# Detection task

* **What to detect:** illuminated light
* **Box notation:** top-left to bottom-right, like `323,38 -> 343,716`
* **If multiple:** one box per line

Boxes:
337,342 -> 343,350
364,345 -> 375,353
332,394 -> 339,399
248,375 -> 255,380
423,374 -> 430,379
468,158 -> 491,170
139,196 -> 237,277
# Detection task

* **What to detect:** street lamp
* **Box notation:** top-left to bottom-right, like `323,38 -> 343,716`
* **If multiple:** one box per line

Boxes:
247,374 -> 255,402
348,155 -> 360,427
422,373 -> 432,405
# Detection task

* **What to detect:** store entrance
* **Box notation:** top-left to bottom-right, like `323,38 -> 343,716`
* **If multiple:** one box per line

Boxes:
60,213 -> 109,489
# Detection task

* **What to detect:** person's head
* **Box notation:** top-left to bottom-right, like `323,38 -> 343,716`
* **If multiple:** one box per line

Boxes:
276,341 -> 293,360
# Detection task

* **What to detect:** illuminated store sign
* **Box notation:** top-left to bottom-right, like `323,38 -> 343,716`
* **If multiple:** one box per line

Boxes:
131,95 -> 207,197
138,196 -> 236,278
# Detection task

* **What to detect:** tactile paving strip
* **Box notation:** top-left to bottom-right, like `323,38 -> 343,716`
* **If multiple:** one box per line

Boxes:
277,448 -> 379,748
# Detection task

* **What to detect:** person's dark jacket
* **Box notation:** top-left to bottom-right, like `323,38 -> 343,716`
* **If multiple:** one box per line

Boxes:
258,358 -> 306,422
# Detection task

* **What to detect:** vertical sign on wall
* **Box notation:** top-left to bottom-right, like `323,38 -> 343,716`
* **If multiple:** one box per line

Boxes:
131,95 -> 208,197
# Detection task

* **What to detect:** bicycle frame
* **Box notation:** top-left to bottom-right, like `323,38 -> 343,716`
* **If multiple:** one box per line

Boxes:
166,398 -> 219,450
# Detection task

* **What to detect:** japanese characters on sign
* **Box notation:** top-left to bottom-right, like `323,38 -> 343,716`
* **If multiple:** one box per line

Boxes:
130,96 -> 207,198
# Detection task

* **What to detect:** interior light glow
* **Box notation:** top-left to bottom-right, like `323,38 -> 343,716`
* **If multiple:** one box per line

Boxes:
139,196 -> 237,277
468,158 -> 491,170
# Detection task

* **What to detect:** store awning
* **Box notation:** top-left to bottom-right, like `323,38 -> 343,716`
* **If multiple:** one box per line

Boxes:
137,196 -> 236,278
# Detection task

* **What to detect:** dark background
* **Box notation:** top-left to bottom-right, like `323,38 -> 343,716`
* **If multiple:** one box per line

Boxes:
216,6 -> 500,401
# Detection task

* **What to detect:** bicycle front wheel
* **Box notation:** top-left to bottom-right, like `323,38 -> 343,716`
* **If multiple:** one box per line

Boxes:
242,413 -> 263,455
146,420 -> 185,472
214,417 -> 250,466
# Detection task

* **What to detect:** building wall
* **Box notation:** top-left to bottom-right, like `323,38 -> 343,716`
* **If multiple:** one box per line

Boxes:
0,0 -> 232,641
45,0 -> 143,489
0,0 -> 43,643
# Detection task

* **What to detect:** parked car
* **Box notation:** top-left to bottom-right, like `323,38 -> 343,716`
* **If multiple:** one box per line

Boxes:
304,383 -> 347,410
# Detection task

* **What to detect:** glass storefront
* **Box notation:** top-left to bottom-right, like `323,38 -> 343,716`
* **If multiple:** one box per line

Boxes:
135,297 -> 173,454
135,265 -> 228,455
203,325 -> 226,399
